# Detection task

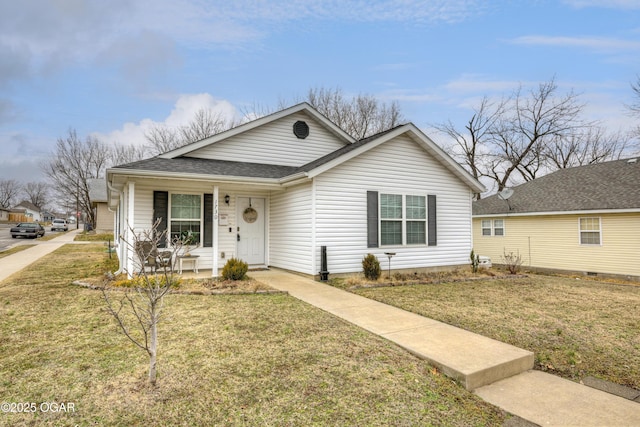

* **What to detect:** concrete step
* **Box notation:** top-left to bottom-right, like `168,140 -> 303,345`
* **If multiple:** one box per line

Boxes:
476,370 -> 640,426
251,270 -> 534,390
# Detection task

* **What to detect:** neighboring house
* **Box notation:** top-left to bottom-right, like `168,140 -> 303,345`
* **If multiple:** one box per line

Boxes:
107,103 -> 485,278
13,201 -> 41,222
41,211 -> 56,222
472,158 -> 640,279
0,207 -> 8,221
88,178 -> 114,232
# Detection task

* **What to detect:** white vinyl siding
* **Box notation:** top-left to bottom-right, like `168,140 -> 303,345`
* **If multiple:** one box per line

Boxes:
314,134 -> 474,274
185,112 -> 347,167
269,183 -> 314,274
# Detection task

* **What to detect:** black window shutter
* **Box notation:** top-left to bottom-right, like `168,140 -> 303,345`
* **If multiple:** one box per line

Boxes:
428,195 -> 437,246
367,191 -> 379,248
153,191 -> 169,248
203,194 -> 213,248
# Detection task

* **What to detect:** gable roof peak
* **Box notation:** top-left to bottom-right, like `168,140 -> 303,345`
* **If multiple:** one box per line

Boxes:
159,102 -> 355,159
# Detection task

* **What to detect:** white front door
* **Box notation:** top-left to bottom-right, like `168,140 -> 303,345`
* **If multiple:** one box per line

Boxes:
236,197 -> 266,265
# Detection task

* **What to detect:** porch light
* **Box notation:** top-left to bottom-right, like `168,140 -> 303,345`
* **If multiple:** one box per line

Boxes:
224,194 -> 230,205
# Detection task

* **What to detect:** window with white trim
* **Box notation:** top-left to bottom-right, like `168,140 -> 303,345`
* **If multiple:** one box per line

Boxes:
481,219 -> 505,236
493,219 -> 504,236
169,194 -> 202,245
579,217 -> 601,245
380,194 -> 426,246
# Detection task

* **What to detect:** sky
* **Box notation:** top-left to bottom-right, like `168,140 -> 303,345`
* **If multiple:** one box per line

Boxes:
1,0 -> 639,184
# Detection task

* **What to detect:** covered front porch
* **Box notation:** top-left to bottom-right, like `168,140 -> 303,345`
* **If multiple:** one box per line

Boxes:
109,176 -> 278,279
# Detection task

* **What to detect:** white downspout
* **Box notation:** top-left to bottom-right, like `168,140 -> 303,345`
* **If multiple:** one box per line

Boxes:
106,181 -> 125,276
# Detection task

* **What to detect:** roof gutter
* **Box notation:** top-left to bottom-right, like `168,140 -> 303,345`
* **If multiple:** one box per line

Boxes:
279,172 -> 311,187
107,168 -> 283,187
473,207 -> 640,218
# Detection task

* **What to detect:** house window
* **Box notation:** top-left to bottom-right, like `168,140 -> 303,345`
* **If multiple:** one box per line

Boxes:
380,194 -> 403,245
380,194 -> 426,246
481,220 -> 492,236
406,195 -> 426,244
481,219 -> 505,236
170,194 -> 202,245
493,219 -> 504,236
579,217 -> 601,245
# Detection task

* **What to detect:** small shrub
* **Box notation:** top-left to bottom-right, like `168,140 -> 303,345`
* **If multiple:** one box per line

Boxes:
501,250 -> 523,274
470,249 -> 479,273
362,253 -> 381,281
222,257 -> 249,280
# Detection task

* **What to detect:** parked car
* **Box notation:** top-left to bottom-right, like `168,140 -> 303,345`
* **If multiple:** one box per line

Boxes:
51,219 -> 68,231
11,223 -> 46,239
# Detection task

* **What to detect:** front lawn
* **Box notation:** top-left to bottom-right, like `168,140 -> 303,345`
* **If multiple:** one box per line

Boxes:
342,273 -> 640,390
0,245 -> 504,426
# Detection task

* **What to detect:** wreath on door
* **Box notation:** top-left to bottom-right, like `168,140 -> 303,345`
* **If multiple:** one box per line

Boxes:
243,207 -> 258,223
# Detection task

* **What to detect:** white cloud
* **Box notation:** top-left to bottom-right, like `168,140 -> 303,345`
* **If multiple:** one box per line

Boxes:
563,0 -> 640,10
510,35 -> 640,53
95,93 -> 238,146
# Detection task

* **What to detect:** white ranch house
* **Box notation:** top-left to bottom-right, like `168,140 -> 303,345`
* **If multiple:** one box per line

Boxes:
106,103 -> 484,278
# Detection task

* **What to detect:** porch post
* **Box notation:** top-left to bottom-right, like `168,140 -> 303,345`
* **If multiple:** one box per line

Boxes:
126,181 -> 135,278
212,185 -> 219,277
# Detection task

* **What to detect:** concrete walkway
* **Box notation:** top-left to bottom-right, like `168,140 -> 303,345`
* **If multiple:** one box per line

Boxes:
251,269 -> 640,427
0,228 -> 83,283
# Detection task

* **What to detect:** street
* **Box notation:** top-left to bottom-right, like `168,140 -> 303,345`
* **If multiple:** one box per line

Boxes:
0,223 -> 73,251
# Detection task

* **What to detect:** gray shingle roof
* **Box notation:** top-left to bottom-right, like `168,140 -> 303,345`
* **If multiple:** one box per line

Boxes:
473,158 -> 640,215
111,127 -> 402,180
113,157 -> 299,179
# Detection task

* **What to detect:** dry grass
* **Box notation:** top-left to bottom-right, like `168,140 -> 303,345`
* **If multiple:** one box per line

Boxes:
0,244 -> 505,426
74,232 -> 114,242
0,245 -> 35,259
344,272 -> 640,390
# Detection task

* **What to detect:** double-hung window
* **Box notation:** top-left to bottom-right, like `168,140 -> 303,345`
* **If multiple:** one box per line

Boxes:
170,194 -> 202,245
579,217 -> 601,245
481,219 -> 505,236
380,194 -> 426,246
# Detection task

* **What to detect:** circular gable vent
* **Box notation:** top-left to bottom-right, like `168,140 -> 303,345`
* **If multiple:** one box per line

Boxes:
293,120 -> 310,139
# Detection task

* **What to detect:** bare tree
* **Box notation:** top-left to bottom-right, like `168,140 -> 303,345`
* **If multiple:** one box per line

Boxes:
545,127 -> 632,169
145,107 -> 235,155
42,129 -> 111,226
487,78 -> 588,190
144,126 -> 180,156
0,179 -> 22,208
434,96 -> 506,198
102,220 -> 181,386
626,75 -> 640,140
111,144 -> 148,166
22,182 -> 50,210
306,87 -> 404,139
179,108 -> 233,143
